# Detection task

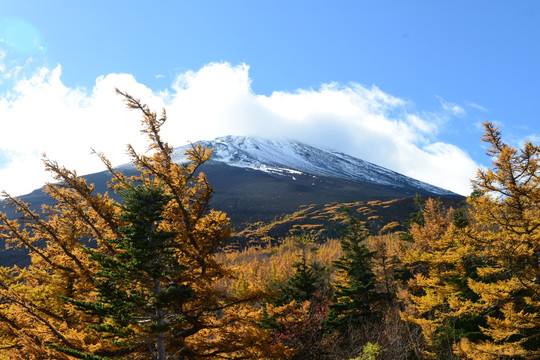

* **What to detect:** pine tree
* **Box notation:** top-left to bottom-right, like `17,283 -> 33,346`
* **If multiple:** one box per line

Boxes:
53,183 -> 193,359
325,209 -> 384,331
273,233 -> 327,306
262,233 -> 330,360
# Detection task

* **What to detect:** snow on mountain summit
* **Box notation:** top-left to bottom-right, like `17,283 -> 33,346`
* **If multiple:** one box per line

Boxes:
172,135 -> 456,196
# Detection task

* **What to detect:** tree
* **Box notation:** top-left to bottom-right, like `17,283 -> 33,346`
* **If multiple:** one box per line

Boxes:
399,122 -> 540,359
51,183 -> 193,359
0,159 -> 120,359
399,198 -> 480,359
325,209 -> 385,332
261,233 -> 330,360
272,233 -> 328,306
454,122 -> 540,359
0,90 -> 289,359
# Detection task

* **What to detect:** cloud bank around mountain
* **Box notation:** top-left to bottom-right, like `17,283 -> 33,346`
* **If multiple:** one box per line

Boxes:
0,62 -> 479,196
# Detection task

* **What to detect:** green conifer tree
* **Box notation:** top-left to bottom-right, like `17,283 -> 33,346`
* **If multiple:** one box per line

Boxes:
56,183 -> 193,360
325,210 -> 384,331
260,233 -> 330,360
273,233 -> 326,306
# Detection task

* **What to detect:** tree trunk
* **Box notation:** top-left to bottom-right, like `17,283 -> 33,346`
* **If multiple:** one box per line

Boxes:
155,277 -> 167,360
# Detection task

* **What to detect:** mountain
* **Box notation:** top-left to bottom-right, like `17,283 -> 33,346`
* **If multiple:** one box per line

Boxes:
0,135 -> 463,266
171,136 -> 456,197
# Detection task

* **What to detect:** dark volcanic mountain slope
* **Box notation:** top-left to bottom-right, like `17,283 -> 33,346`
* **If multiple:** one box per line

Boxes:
197,161 -> 460,226
0,136 -> 464,266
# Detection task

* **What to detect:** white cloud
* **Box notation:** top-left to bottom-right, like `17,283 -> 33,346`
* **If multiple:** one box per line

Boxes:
437,97 -> 466,117
0,49 -> 5,74
0,62 -> 479,196
0,65 -> 164,195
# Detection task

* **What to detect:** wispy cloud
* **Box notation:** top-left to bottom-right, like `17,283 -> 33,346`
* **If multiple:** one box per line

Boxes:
437,96 -> 466,117
0,62 -> 479,196
465,101 -> 488,112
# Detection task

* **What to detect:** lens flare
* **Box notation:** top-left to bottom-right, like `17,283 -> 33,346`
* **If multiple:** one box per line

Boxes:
0,17 -> 46,55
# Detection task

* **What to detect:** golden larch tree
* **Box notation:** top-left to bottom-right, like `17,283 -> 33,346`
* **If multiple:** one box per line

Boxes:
454,122 -> 540,359
400,122 -> 540,359
399,198 -> 480,359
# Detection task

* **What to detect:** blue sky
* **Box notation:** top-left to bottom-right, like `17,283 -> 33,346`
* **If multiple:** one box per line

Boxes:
0,1 -> 539,195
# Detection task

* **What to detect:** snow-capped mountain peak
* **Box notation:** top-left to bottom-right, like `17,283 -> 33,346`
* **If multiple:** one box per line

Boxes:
172,135 -> 456,196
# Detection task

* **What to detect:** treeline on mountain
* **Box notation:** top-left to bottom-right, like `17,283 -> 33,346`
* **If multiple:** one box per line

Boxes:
229,195 -> 463,247
0,93 -> 537,359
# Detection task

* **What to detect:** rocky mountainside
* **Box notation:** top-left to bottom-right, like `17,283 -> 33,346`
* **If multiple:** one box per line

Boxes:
170,136 -> 457,196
